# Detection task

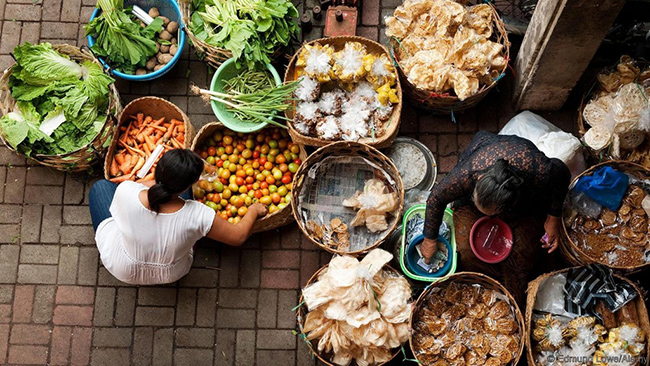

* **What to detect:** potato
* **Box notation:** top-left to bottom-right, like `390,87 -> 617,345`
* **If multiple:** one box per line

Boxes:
154,64 -> 164,71
135,69 -> 147,75
159,16 -> 170,27
140,21 -> 145,28
170,44 -> 178,56
155,42 -> 160,52
160,44 -> 170,53
166,21 -> 179,34
157,53 -> 173,65
159,30 -> 173,41
146,57 -> 157,70
148,7 -> 159,18
171,37 -> 177,45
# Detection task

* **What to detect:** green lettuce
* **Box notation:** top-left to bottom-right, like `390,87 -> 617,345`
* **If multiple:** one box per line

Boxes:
0,42 -> 115,157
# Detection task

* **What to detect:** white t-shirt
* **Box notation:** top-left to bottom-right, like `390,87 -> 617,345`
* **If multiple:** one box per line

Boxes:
95,181 -> 216,285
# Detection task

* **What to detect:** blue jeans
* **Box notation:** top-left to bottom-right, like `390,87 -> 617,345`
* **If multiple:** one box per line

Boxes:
88,179 -> 193,231
89,180 -> 118,232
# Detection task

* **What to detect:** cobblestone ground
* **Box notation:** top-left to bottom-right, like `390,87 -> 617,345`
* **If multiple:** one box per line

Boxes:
0,0 -> 577,364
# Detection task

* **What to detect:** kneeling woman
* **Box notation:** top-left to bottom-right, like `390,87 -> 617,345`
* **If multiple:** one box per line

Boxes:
89,149 -> 267,285
422,131 -> 571,301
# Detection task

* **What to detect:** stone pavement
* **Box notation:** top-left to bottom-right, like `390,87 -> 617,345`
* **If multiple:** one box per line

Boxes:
0,0 -> 578,365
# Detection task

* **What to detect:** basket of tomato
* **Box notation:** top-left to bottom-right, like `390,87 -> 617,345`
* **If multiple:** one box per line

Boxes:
190,122 -> 307,233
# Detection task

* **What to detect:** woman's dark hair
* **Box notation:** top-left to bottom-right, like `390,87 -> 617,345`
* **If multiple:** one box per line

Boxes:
148,149 -> 204,212
474,159 -> 523,215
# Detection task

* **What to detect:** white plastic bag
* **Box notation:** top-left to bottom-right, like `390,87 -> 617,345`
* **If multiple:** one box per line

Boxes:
499,111 -> 561,144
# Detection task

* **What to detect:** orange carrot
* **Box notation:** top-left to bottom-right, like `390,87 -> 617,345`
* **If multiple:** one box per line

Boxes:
170,138 -> 182,149
110,173 -> 134,183
136,172 -> 155,183
144,135 -> 156,152
115,153 -> 125,165
143,143 -> 151,156
136,114 -> 143,125
120,142 -> 146,157
133,156 -> 146,174
110,159 -> 119,177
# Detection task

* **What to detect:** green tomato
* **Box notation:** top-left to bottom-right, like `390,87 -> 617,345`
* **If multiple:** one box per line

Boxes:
277,186 -> 288,197
205,201 -> 218,210
223,160 -> 230,169
269,185 -> 278,193
228,164 -> 237,172
273,170 -> 283,180
269,140 -> 278,149
193,187 -> 205,199
213,181 -> 224,193
206,156 -> 215,165
278,202 -> 287,210
288,163 -> 299,173
207,139 -> 216,147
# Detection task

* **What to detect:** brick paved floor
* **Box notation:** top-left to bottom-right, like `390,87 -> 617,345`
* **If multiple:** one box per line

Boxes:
0,0 -> 579,365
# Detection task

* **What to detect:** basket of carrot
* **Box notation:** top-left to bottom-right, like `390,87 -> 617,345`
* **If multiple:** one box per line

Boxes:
104,96 -> 195,182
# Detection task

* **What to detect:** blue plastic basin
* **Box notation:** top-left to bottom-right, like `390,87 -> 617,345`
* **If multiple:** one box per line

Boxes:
405,233 -> 453,277
87,0 -> 185,81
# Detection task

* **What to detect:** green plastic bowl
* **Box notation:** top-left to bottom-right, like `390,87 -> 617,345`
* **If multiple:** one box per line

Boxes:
210,58 -> 282,133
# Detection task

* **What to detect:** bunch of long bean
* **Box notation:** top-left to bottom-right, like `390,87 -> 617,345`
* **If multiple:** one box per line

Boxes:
192,80 -> 298,128
224,70 -> 275,94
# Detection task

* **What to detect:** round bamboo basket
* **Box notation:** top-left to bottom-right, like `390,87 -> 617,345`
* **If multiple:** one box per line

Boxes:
525,267 -> 650,366
291,141 -> 405,256
178,0 -> 286,69
577,60 -> 650,166
104,96 -> 195,180
284,36 -> 402,149
560,160 -> 650,273
190,121 -> 307,233
388,2 -> 509,114
0,44 -> 121,172
296,263 -> 405,366
410,272 -> 525,366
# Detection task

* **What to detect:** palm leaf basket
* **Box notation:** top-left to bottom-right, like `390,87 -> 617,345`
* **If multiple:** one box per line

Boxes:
577,60 -> 650,167
409,272 -> 525,366
560,161 -> 650,273
525,268 -> 650,366
104,96 -> 195,180
284,36 -> 402,149
290,141 -> 404,256
178,0 -> 286,69
388,2 -> 509,114
296,263 -> 405,366
0,44 -> 122,172
190,121 -> 307,233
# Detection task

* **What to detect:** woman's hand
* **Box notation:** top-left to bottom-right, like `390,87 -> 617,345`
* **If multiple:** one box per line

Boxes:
250,203 -> 268,219
420,237 -> 439,264
542,215 -> 561,253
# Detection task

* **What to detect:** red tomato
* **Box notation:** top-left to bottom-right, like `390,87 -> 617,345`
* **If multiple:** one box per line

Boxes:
260,181 -> 269,189
275,155 -> 286,164
253,150 -> 260,159
281,175 -> 292,185
265,176 -> 275,185
235,177 -> 245,186
271,193 -> 281,204
294,159 -> 302,165
259,157 -> 267,165
216,160 -> 224,167
200,151 -> 208,159
254,190 -> 263,199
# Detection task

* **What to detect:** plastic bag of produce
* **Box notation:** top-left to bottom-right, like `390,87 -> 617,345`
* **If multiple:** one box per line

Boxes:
537,131 -> 586,179
499,111 -> 560,143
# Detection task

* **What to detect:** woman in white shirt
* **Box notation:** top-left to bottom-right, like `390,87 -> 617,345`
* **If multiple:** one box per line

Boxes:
88,149 -> 267,285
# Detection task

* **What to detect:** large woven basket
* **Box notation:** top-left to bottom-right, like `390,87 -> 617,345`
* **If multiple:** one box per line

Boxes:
291,141 -> 405,256
525,268 -> 650,366
0,44 -> 121,172
104,96 -> 195,180
284,36 -> 402,149
190,121 -> 307,233
296,263 -> 404,366
410,272 -> 525,365
560,160 -> 650,273
178,0 -> 285,69
388,2 -> 509,114
577,60 -> 650,166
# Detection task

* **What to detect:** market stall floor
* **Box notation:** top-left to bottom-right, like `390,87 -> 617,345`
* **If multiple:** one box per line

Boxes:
0,0 -> 578,365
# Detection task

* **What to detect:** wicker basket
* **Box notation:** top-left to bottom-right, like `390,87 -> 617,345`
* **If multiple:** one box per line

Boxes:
284,36 -> 402,149
296,263 -> 404,366
291,141 -> 405,256
104,96 -> 195,180
0,44 -> 121,172
410,272 -> 525,365
577,60 -> 650,166
525,268 -> 650,366
560,160 -> 650,273
190,121 -> 307,233
178,0 -> 285,69
388,2 -> 510,114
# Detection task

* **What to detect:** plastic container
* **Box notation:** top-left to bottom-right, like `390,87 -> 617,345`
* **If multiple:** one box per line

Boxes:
405,233 -> 453,277
87,0 -> 186,81
398,204 -> 457,282
470,217 -> 513,263
210,58 -> 282,133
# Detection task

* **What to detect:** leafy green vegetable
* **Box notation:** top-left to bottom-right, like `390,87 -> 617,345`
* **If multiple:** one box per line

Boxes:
189,0 -> 299,69
84,0 -> 163,74
0,43 -> 114,157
